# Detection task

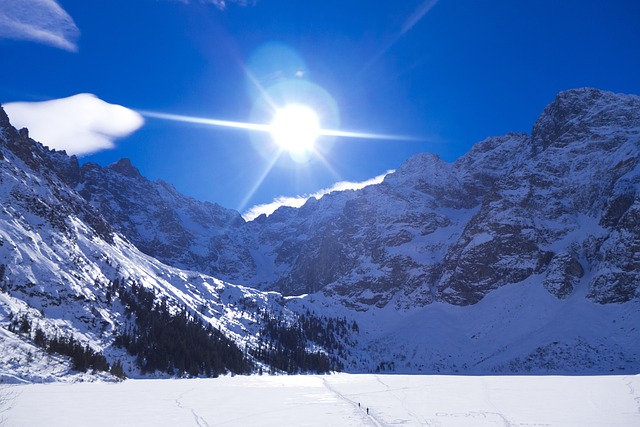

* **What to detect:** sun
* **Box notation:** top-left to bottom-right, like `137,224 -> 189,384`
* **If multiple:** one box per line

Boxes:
270,104 -> 320,153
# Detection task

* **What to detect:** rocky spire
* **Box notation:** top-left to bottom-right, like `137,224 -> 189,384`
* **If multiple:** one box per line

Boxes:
106,158 -> 143,179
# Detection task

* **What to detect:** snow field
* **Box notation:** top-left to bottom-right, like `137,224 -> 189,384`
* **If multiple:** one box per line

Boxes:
3,373 -> 639,426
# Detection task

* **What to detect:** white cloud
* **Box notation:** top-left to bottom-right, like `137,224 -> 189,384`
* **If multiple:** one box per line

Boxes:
4,94 -> 144,156
243,171 -> 394,221
0,0 -> 79,51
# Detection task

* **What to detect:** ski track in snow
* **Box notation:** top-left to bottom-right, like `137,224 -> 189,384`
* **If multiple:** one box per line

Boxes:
624,375 -> 640,415
322,378 -> 382,426
175,388 -> 210,427
373,375 -> 429,425
479,377 -> 511,427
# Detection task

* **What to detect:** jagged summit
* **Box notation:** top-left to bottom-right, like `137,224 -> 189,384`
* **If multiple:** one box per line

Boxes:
532,87 -> 640,151
0,105 -> 11,129
105,158 -> 143,179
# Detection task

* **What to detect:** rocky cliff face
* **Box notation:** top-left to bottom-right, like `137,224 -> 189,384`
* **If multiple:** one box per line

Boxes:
255,88 -> 640,307
77,158 -> 255,281
67,88 -> 640,309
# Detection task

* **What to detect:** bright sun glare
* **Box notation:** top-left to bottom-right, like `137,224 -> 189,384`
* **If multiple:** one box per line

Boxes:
270,104 -> 320,152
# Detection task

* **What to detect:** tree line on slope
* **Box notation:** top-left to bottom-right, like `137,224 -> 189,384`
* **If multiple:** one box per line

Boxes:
111,278 -> 252,377
249,308 -> 359,374
110,278 -> 356,376
2,270 -> 358,379
7,312 -> 125,378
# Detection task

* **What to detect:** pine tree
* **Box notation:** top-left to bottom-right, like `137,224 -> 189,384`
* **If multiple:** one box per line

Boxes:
18,315 -> 31,335
34,327 -> 47,347
110,359 -> 126,379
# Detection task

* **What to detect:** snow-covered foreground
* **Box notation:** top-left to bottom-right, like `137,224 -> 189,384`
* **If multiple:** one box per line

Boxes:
3,374 -> 639,426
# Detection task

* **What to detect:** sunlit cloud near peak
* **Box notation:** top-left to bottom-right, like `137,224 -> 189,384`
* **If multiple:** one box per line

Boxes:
4,94 -> 144,156
242,170 -> 394,221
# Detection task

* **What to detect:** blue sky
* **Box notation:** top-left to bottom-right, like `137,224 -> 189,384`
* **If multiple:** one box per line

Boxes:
1,0 -> 639,217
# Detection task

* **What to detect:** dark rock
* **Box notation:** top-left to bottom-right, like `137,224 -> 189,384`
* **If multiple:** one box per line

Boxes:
543,253 -> 584,299
106,158 -> 143,179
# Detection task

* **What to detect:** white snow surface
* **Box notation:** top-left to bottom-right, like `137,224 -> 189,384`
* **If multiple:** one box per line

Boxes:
3,373 -> 639,426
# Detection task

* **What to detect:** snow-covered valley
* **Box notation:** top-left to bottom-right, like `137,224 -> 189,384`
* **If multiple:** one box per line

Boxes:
3,373 -> 639,426
1,87 -> 639,416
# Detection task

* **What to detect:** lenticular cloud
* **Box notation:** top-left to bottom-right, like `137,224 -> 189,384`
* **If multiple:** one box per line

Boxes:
4,94 -> 144,156
0,0 -> 80,51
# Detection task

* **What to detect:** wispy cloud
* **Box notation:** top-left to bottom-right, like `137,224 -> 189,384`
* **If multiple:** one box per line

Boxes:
4,94 -> 144,156
0,0 -> 79,51
401,0 -> 439,36
363,0 -> 440,72
243,171 -> 393,221
174,0 -> 257,10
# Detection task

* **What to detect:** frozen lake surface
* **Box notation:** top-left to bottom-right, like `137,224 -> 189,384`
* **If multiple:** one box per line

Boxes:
3,373 -> 639,426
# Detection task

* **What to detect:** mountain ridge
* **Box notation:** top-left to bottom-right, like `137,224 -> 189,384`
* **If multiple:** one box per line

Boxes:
71,88 -> 640,308
1,87 -> 639,380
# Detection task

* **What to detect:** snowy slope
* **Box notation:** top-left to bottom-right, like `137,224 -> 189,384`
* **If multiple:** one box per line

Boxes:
0,110 -> 342,382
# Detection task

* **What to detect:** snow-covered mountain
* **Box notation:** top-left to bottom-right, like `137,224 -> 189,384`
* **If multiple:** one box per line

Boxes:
0,109 -> 351,382
74,88 -> 640,309
1,88 -> 639,381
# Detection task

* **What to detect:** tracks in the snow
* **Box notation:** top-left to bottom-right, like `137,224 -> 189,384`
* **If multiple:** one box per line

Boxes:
323,377 -> 384,426
175,388 -> 210,427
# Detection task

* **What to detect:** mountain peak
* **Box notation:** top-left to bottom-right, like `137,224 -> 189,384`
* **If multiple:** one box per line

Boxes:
531,88 -> 640,152
0,105 -> 11,129
106,158 -> 142,179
